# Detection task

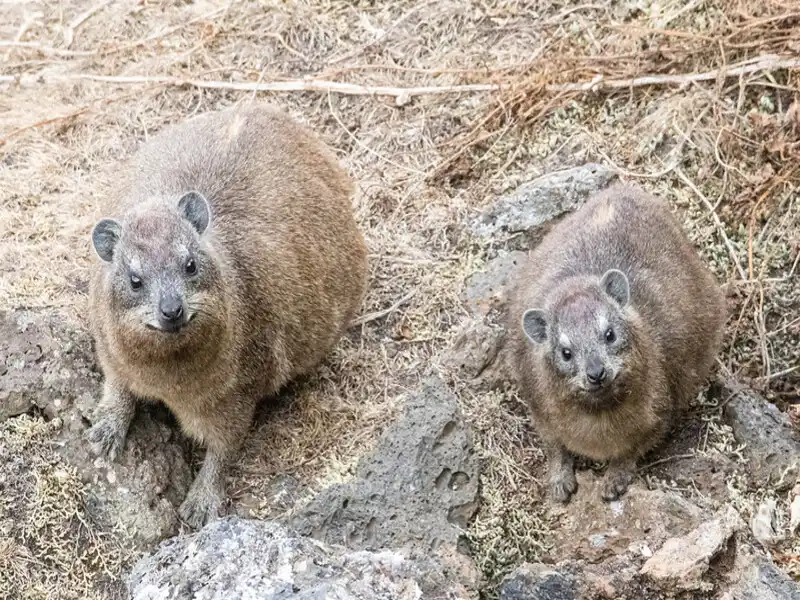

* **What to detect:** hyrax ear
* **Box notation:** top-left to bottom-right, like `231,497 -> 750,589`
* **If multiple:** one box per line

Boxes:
522,309 -> 548,344
91,218 -> 122,262
178,191 -> 211,235
601,269 -> 630,307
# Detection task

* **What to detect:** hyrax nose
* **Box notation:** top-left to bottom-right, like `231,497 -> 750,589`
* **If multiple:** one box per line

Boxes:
159,297 -> 184,322
586,359 -> 607,385
586,365 -> 606,385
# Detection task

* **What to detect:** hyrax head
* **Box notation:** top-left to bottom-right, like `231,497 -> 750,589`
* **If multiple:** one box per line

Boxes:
91,191 -> 224,343
522,269 -> 633,400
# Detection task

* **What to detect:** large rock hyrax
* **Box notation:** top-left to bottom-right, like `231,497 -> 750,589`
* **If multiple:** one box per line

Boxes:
510,183 -> 726,503
86,103 -> 368,527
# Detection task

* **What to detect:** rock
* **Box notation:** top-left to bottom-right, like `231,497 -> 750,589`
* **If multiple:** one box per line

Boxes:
441,250 -> 528,386
129,516 -> 474,599
470,163 -> 616,243
502,508 -> 798,600
0,309 -> 97,422
641,505 -> 745,591
790,484 -> 800,535
725,554 -> 800,600
751,498 -> 782,547
500,562 -> 579,600
723,385 -> 800,488
290,377 -> 480,591
0,309 -> 192,548
60,405 -> 192,546
500,557 -> 656,600
441,320 -> 505,381
235,473 -> 303,519
464,251 -> 526,318
551,471 -> 706,563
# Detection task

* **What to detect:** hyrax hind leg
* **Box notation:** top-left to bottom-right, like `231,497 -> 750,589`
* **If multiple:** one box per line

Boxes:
86,377 -> 137,462
547,442 -> 578,503
177,394 -> 256,528
601,456 -> 637,501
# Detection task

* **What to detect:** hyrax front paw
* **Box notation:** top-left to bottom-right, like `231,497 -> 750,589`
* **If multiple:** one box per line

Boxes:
601,468 -> 634,501
179,484 -> 225,529
549,468 -> 578,503
86,417 -> 128,462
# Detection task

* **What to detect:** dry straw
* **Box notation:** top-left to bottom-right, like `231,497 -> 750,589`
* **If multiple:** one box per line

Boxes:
1,0 -> 798,595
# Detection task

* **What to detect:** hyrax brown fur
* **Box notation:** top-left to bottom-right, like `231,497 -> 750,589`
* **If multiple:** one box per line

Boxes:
86,103 -> 368,527
510,183 -> 725,503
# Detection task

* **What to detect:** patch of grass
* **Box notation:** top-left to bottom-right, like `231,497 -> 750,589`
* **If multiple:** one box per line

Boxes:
0,415 -> 132,600
1,0 -> 798,595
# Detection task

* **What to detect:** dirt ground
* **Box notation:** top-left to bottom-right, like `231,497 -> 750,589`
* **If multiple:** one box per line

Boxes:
1,0 -> 798,598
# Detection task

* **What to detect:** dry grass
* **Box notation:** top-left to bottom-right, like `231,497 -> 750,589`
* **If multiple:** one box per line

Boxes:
1,0 -> 798,596
0,416 -> 132,600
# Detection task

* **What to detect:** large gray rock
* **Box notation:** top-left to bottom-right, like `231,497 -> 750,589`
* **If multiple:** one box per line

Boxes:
290,377 -> 480,592
129,516 -> 473,599
722,385 -> 800,488
0,309 -> 191,547
440,251 -> 527,387
470,163 -> 616,243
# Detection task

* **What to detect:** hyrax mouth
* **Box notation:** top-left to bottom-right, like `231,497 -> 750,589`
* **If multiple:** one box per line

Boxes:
146,319 -> 190,334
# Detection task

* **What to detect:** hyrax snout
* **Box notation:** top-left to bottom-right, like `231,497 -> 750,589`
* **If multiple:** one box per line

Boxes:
91,192 -> 217,338
522,269 -> 632,401
86,103 -> 368,527
510,183 -> 726,503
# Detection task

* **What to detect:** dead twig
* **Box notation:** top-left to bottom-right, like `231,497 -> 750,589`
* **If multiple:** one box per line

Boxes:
326,91 -> 426,176
3,14 -> 36,62
640,453 -> 696,471
63,0 -> 113,48
676,168 -> 748,281
0,88 -> 157,147
0,41 -> 95,57
548,55 -> 800,92
747,175 -> 787,279
6,54 -> 798,101
56,74 -> 504,98
351,289 -> 417,327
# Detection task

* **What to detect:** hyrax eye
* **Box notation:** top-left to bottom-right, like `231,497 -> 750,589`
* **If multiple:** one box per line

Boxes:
130,274 -> 143,291
185,258 -> 197,275
605,328 -> 616,343
561,348 -> 572,361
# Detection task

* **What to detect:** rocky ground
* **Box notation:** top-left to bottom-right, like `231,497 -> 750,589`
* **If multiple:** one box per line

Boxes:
2,0 -> 799,598
2,167 -> 799,599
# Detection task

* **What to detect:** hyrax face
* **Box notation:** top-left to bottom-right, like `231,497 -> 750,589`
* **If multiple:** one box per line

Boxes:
522,269 -> 632,401
91,192 -> 224,344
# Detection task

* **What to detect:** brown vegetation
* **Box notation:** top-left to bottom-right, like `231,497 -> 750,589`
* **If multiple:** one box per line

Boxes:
1,0 -> 797,596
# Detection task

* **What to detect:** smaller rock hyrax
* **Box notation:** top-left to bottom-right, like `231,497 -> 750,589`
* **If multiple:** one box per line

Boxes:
86,103 -> 367,527
510,183 -> 726,503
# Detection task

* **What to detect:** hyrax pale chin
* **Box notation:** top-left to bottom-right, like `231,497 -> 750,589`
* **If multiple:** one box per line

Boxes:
86,104 -> 368,527
509,183 -> 726,503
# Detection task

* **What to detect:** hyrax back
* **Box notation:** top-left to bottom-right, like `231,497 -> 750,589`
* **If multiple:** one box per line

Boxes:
86,103 -> 367,526
509,183 -> 725,503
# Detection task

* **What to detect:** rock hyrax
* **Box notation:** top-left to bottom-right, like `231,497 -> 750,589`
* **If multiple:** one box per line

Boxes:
510,183 -> 725,503
86,103 -> 368,527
